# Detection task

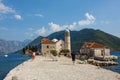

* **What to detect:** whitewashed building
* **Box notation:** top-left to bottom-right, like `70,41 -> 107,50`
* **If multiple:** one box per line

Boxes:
41,29 -> 71,55
41,38 -> 64,55
80,42 -> 110,57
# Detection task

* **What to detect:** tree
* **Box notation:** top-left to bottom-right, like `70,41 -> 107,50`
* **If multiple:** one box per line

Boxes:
50,50 -> 58,56
30,46 -> 38,52
59,49 -> 70,56
22,48 -> 25,54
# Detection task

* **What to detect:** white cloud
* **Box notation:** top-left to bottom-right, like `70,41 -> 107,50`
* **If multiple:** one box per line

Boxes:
49,13 -> 95,33
34,22 -> 77,36
0,1 -> 22,20
66,22 -> 77,30
28,27 -> 34,31
14,14 -> 22,20
25,12 -> 96,38
78,20 -> 91,26
25,32 -> 34,38
48,22 -> 77,32
26,27 -> 46,38
35,14 -> 43,17
48,22 -> 64,32
35,27 -> 46,36
0,27 -> 8,31
78,13 -> 95,26
0,1 -> 15,14
86,13 -> 95,21
30,34 -> 34,37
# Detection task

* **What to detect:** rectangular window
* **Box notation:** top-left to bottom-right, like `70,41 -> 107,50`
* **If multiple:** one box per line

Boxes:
47,45 -> 49,48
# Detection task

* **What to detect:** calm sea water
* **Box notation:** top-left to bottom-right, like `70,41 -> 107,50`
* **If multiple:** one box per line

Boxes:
0,53 -> 31,80
104,52 -> 120,74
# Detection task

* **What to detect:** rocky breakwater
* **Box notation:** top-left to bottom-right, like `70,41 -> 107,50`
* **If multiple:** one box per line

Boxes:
87,57 -> 118,66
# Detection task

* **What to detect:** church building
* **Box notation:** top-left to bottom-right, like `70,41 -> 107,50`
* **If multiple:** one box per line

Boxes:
80,42 -> 110,57
41,29 -> 71,55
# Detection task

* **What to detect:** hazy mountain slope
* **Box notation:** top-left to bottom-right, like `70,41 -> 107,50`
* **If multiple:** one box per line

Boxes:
0,39 -> 31,55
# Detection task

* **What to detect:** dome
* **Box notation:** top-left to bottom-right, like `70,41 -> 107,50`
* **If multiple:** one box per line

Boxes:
52,38 -> 58,42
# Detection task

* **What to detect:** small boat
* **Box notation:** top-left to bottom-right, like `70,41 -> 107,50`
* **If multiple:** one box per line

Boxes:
4,54 -> 8,57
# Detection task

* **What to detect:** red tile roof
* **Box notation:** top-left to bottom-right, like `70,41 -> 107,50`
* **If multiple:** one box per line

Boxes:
41,38 -> 60,44
85,42 -> 105,48
41,38 -> 53,44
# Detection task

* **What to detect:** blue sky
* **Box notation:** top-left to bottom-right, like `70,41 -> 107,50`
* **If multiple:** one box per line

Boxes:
0,0 -> 120,41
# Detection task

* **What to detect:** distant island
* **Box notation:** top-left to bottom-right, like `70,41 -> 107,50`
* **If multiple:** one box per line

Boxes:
26,28 -> 120,52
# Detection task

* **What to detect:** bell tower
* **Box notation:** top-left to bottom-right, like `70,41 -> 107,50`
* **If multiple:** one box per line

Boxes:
64,29 -> 71,52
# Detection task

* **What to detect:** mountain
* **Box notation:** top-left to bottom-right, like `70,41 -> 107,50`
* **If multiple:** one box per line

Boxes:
70,28 -> 120,51
26,28 -> 120,52
28,36 -> 43,46
26,36 -> 44,50
0,39 -> 31,55
22,39 -> 32,45
47,31 -> 65,40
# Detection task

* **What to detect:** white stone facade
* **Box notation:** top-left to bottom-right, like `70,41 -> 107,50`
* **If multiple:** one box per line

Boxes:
80,42 -> 110,57
41,29 -> 71,55
41,39 -> 64,55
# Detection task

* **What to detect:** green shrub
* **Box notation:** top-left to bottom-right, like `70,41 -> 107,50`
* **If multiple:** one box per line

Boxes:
50,50 -> 57,56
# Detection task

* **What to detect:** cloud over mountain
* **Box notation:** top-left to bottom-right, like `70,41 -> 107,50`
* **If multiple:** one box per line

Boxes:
78,13 -> 95,26
25,13 -> 96,38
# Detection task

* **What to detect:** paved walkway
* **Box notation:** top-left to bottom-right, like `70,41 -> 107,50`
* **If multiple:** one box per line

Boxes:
4,56 -> 120,80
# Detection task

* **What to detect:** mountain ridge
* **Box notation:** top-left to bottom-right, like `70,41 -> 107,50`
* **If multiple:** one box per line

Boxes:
26,28 -> 120,52
0,39 -> 31,55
